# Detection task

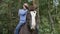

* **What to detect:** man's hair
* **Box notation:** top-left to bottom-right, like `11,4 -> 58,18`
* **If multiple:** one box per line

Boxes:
24,1 -> 27,3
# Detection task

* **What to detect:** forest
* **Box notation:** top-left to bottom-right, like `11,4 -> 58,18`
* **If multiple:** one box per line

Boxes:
0,0 -> 60,34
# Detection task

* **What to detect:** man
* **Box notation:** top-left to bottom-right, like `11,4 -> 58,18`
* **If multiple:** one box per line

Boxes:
14,2 -> 29,34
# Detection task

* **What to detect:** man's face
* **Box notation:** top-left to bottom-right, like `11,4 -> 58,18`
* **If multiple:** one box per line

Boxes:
23,5 -> 26,9
23,3 -> 28,9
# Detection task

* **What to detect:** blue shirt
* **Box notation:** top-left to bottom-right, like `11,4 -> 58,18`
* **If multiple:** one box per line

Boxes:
18,9 -> 28,23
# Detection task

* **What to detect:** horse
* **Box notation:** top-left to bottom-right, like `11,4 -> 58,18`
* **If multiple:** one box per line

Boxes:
19,5 -> 38,34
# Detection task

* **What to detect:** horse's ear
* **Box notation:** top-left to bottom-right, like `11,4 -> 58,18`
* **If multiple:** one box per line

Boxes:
29,6 -> 34,11
35,7 -> 38,10
33,4 -> 37,10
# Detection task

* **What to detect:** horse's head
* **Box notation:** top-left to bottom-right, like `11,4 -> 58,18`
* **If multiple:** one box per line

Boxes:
27,5 -> 37,30
29,10 -> 37,30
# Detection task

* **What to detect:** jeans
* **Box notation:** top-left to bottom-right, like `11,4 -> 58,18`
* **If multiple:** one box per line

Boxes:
14,21 -> 26,34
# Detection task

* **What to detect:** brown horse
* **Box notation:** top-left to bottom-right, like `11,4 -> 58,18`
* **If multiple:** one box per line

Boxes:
19,12 -> 38,34
19,10 -> 39,34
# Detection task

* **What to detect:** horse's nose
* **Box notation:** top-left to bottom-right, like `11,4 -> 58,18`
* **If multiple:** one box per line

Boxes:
31,26 -> 35,30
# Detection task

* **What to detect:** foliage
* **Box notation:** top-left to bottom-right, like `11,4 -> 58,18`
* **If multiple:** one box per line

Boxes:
39,0 -> 60,34
0,0 -> 60,34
